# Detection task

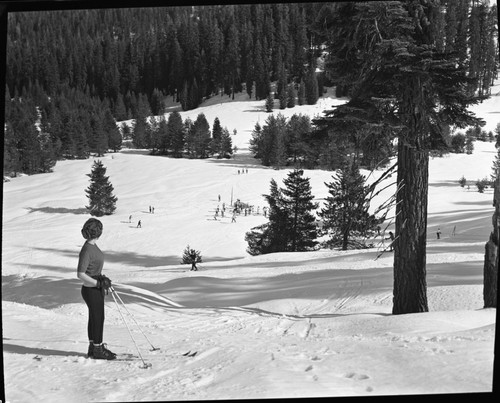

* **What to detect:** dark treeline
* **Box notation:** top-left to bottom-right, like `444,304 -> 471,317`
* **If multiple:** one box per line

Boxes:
3,1 -> 498,176
6,4 -> 321,115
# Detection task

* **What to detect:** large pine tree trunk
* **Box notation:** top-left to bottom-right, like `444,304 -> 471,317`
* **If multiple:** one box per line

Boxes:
393,75 -> 429,314
483,175 -> 499,308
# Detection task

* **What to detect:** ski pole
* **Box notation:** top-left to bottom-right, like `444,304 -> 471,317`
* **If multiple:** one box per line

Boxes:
109,289 -> 151,369
110,286 -> 159,351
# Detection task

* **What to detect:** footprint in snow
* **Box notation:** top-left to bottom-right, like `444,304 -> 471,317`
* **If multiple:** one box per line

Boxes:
344,372 -> 370,381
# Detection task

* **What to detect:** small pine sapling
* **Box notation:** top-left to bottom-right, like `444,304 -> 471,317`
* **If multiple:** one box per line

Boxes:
181,245 -> 202,271
458,176 -> 467,188
476,178 -> 488,193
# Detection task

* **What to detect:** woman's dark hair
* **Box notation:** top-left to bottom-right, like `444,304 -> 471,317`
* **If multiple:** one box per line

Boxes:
81,218 -> 103,240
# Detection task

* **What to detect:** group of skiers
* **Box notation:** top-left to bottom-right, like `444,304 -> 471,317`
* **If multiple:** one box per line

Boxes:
211,197 -> 268,222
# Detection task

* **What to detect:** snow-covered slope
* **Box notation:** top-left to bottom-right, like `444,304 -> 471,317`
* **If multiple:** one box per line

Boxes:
2,84 -> 499,402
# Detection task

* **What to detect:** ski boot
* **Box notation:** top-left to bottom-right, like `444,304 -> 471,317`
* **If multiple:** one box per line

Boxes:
92,343 -> 117,360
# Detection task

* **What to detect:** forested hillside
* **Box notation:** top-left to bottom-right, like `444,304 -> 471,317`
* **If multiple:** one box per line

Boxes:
3,1 -> 498,176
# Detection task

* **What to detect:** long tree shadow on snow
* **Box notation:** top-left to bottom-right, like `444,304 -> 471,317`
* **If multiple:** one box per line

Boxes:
2,276 -> 87,308
26,206 -> 89,215
2,342 -> 85,358
30,246 -> 183,268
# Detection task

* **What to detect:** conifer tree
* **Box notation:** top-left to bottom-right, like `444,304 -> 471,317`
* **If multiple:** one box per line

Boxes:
281,169 -> 318,251
287,83 -> 296,108
184,117 -> 196,158
319,160 -> 378,250
132,115 -> 148,149
114,95 -> 128,121
85,159 -> 118,216
265,92 -> 274,112
218,127 -> 233,159
249,122 -> 263,159
262,178 -> 289,252
210,117 -> 223,155
305,66 -> 318,105
298,79 -> 306,106
286,113 -> 311,165
157,116 -> 169,155
193,113 -> 211,158
181,245 -> 202,271
104,109 -> 122,152
168,111 -> 185,158
314,1 -> 484,314
147,116 -> 160,153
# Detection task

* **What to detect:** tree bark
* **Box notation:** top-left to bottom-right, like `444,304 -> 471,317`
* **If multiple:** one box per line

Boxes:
392,74 -> 429,314
483,175 -> 499,308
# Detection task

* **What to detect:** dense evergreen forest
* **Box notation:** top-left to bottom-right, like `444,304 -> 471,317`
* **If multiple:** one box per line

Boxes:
3,1 -> 498,176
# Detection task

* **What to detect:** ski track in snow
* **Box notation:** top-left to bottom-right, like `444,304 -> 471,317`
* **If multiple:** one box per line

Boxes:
2,84 -> 499,401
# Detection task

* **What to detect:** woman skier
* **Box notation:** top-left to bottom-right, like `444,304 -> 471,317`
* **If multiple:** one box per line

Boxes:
77,218 -> 116,360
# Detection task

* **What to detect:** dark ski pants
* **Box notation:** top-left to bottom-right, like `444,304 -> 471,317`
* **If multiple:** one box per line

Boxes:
81,286 -> 105,344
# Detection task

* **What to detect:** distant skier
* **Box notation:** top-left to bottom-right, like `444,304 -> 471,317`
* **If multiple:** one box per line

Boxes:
149,206 -> 151,213
137,220 -> 142,228
231,212 -> 237,223
218,194 -> 221,202
77,218 -> 116,360
437,228 -> 441,239
152,207 -> 155,214
129,215 -> 132,223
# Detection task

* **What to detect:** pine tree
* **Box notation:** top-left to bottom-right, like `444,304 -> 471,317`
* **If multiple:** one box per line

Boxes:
157,116 -> 169,155
104,109 -> 122,152
297,79 -> 306,106
281,169 -> 318,251
150,88 -> 165,115
286,113 -> 311,165
193,113 -> 211,158
263,178 -> 289,252
132,115 -> 148,149
147,116 -> 160,153
114,95 -> 128,121
184,117 -> 196,158
313,1 -> 484,314
249,122 -> 263,159
305,66 -> 318,105
168,111 -> 185,158
287,83 -> 296,108
181,245 -> 202,271
210,117 -> 223,155
85,159 -> 118,216
277,63 -> 287,109
319,160 -> 378,250
219,127 -> 233,159
265,92 -> 274,112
